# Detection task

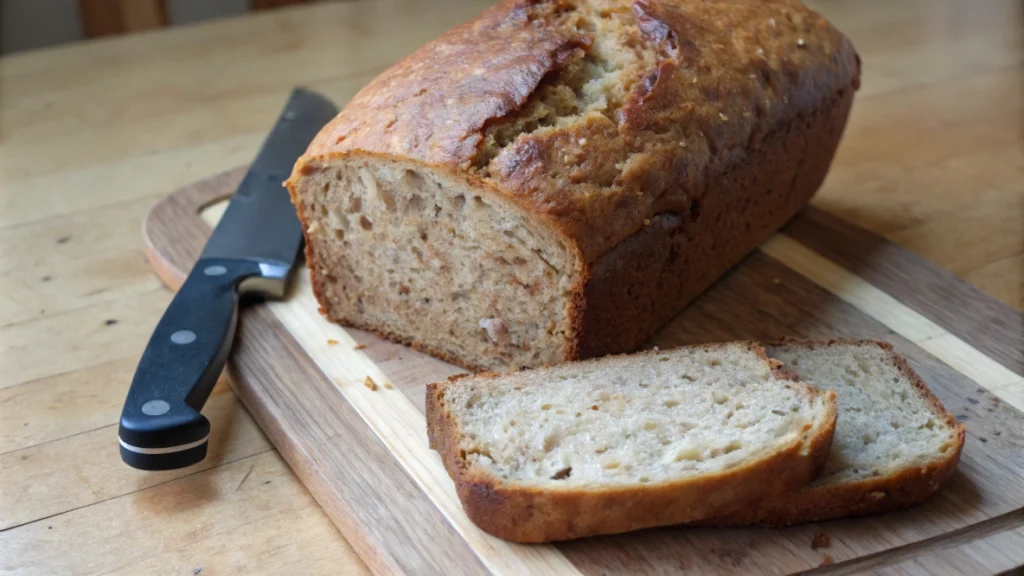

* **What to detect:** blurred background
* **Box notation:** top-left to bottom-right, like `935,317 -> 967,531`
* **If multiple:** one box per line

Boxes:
1,0 -> 322,54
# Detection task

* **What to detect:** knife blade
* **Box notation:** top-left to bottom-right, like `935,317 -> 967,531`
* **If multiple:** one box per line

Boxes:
119,88 -> 338,471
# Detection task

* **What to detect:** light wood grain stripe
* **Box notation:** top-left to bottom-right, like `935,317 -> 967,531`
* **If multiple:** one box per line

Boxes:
762,234 -> 1024,413
266,271 -> 582,576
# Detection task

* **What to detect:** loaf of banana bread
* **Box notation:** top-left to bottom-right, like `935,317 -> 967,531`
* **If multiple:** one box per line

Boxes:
287,0 -> 861,371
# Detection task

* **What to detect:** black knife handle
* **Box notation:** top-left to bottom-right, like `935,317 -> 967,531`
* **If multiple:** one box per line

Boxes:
119,258 -> 261,470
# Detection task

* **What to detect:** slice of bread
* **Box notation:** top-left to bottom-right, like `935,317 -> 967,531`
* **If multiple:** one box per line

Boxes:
709,339 -> 966,526
426,342 -> 838,542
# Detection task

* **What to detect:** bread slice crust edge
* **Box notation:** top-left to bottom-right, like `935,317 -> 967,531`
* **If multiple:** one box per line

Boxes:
707,339 -> 966,527
426,342 -> 838,542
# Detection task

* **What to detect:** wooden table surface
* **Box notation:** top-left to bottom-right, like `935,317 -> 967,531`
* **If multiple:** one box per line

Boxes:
1,0 -> 1021,574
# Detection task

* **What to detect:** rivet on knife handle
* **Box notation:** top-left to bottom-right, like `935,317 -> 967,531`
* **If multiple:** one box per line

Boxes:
119,259 -> 258,470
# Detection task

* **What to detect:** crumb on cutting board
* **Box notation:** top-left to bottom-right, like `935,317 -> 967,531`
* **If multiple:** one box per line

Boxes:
364,376 -> 378,391
326,339 -> 339,346
354,343 -> 368,350
820,553 -> 833,567
811,529 -> 831,550
384,382 -> 394,390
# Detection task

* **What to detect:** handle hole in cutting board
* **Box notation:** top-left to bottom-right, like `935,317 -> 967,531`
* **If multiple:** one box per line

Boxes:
199,198 -> 231,228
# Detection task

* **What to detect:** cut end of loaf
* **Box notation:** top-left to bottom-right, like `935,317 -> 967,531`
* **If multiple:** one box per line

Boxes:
290,156 -> 581,371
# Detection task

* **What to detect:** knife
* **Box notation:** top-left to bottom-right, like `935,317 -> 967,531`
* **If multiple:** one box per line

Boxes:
119,88 -> 338,471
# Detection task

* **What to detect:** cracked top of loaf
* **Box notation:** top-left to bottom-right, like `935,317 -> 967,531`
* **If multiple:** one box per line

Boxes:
297,0 -> 860,262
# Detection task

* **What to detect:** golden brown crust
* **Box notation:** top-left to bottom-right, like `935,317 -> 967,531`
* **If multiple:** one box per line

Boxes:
576,86 -> 854,357
426,342 -> 839,542
302,2 -> 588,170
705,339 -> 967,527
292,0 -> 860,263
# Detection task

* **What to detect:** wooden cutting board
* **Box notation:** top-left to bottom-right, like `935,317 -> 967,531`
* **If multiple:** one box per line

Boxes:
144,168 -> 1024,576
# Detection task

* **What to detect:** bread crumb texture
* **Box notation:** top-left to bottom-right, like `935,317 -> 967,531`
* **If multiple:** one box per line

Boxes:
811,529 -> 831,550
438,343 -> 830,486
768,341 -> 960,486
